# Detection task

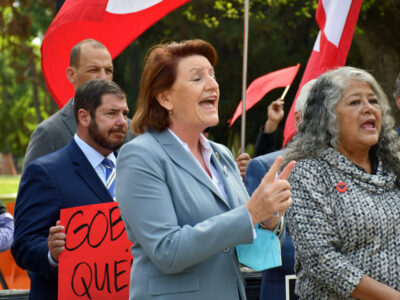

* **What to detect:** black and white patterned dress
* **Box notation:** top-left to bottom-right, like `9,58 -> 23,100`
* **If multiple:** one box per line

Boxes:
286,148 -> 400,299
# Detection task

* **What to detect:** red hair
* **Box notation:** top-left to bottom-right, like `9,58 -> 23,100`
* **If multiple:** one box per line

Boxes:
131,39 -> 217,134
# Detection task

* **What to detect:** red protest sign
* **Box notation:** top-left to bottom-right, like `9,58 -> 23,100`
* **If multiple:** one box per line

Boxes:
59,202 -> 133,300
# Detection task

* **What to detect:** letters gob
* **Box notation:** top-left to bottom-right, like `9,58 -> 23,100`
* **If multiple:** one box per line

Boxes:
65,206 -> 125,251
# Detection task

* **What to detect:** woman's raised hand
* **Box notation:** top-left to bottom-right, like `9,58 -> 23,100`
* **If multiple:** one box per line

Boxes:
246,156 -> 296,228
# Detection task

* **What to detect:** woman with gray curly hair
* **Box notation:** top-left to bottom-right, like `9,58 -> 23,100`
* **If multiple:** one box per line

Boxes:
284,66 -> 400,299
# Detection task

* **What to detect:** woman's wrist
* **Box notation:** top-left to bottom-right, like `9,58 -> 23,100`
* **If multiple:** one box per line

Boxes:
260,217 -> 283,234
264,120 -> 279,133
351,275 -> 400,299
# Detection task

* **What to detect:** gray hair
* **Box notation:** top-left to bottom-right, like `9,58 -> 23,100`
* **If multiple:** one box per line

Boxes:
283,66 -> 400,179
394,72 -> 400,100
295,79 -> 316,113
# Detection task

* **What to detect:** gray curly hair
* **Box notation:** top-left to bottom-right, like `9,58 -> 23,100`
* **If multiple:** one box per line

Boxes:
283,66 -> 400,179
394,72 -> 400,100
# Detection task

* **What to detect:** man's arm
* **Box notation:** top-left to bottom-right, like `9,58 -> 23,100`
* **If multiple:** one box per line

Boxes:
253,99 -> 284,157
254,129 -> 278,157
12,163 -> 61,277
22,125 -> 57,172
244,158 -> 268,196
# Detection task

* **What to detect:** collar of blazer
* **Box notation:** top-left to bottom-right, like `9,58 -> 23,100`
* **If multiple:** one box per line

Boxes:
150,130 -> 233,209
68,139 -> 113,203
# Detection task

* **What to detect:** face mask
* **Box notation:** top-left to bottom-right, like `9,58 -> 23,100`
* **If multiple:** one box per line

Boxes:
236,224 -> 282,271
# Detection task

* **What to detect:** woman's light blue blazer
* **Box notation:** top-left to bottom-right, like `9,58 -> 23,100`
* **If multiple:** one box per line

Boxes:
116,129 -> 254,300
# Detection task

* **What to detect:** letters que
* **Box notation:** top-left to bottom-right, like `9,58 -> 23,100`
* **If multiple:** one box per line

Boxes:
61,203 -> 133,299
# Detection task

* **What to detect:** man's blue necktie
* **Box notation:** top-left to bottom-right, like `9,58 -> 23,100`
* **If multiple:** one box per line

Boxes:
102,158 -> 115,199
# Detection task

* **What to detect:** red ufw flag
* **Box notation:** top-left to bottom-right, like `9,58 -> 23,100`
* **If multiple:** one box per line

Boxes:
41,0 -> 191,108
283,0 -> 362,145
229,64 -> 300,127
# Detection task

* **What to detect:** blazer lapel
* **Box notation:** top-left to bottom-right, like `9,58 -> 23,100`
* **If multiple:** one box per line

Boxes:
68,140 -> 113,203
210,150 -> 240,209
151,130 -> 230,208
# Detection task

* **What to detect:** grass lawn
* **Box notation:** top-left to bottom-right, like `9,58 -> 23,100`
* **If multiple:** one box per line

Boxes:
0,175 -> 20,201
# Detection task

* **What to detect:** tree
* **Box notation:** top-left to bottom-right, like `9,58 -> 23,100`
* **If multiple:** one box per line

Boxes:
1,0 -> 399,164
0,0 -> 56,172
133,0 -> 400,147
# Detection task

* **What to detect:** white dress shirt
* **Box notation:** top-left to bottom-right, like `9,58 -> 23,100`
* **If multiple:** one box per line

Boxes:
74,134 -> 117,188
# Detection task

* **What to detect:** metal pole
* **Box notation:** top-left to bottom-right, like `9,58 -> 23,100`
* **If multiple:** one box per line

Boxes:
240,0 -> 250,151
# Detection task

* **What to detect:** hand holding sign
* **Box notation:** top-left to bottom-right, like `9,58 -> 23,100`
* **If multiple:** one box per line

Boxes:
246,156 -> 296,228
48,220 -> 66,262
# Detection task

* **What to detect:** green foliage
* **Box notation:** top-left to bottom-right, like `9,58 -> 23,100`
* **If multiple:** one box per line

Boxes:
127,0 -> 313,147
0,0 -> 56,158
113,0 -> 399,149
2,0 -> 399,159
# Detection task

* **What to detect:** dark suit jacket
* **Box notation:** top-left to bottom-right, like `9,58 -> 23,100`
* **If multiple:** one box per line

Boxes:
12,139 -> 114,300
244,149 -> 296,300
22,99 -> 135,172
253,126 -> 279,158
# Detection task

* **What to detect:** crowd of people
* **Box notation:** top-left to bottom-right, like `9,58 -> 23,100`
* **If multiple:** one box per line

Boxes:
2,37 -> 400,300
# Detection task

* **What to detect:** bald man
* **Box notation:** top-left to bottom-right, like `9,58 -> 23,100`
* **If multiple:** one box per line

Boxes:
23,39 -> 134,171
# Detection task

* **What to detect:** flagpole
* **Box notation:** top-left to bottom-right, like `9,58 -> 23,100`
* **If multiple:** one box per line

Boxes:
280,85 -> 290,100
240,0 -> 249,152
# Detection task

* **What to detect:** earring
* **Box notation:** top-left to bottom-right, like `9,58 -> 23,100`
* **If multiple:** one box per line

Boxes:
168,110 -> 172,115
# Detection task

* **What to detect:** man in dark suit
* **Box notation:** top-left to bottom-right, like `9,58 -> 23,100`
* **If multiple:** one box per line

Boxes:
244,79 -> 315,300
22,39 -> 134,172
12,79 -> 129,300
